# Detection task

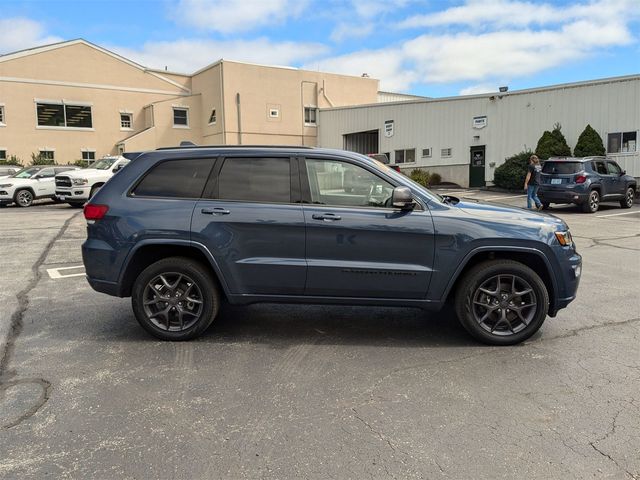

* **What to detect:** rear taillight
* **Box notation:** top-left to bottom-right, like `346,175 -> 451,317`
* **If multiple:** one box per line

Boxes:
575,174 -> 587,184
84,203 -> 109,221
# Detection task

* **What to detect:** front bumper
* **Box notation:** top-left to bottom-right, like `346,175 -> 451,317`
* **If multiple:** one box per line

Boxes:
549,247 -> 582,316
55,186 -> 90,202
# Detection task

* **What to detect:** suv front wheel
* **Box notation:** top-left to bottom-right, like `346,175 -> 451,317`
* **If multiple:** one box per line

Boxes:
455,260 -> 549,346
620,187 -> 635,209
131,257 -> 220,340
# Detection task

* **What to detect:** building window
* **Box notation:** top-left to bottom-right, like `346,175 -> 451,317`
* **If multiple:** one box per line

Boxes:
0,150 -> 6,160
304,107 -> 317,125
394,148 -> 416,164
173,107 -> 189,127
0,105 -> 5,125
608,131 -> 637,153
81,151 -> 96,164
208,109 -> 216,125
36,102 -> 93,129
422,148 -> 431,157
441,148 -> 452,157
39,150 -> 55,161
120,113 -> 133,130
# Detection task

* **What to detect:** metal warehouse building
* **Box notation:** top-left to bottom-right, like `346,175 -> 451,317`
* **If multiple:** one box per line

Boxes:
318,75 -> 640,187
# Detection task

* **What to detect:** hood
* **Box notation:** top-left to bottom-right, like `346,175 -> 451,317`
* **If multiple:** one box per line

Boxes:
454,197 -> 567,228
60,168 -> 111,179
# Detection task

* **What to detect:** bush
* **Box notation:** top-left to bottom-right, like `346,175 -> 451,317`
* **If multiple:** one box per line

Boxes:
535,123 -> 572,159
574,124 -> 605,157
493,151 -> 532,190
73,159 -> 89,167
30,152 -> 55,166
0,155 -> 22,166
409,169 -> 441,187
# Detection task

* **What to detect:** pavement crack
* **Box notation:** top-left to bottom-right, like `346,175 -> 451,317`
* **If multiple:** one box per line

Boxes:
0,211 -> 81,380
1,378 -> 51,429
546,317 -> 640,340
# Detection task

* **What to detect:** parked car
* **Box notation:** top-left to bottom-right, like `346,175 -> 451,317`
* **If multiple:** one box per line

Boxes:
0,166 -> 79,207
538,157 -> 636,213
82,146 -> 581,346
0,165 -> 24,179
55,156 -> 129,206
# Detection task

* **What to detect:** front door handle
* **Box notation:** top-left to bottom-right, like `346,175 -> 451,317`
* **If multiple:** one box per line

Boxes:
312,213 -> 341,221
201,207 -> 230,215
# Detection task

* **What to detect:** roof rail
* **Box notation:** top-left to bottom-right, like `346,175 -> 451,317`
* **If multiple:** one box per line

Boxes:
156,144 -> 315,151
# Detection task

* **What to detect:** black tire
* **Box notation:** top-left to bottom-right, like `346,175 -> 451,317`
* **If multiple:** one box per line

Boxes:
14,189 -> 34,207
89,185 -> 101,200
620,187 -> 634,209
582,189 -> 599,213
454,260 -> 549,346
131,257 -> 220,341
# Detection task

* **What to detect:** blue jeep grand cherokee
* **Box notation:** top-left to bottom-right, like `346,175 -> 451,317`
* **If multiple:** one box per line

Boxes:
82,146 -> 581,345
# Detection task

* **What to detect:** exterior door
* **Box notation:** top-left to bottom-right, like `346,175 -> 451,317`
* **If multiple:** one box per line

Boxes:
301,157 -> 435,299
191,155 -> 306,295
605,161 -> 625,196
469,146 -> 486,187
34,167 -> 56,196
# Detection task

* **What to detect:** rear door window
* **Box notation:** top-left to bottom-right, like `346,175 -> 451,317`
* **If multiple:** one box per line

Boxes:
133,158 -> 213,198
593,161 -> 608,175
542,162 -> 582,174
216,157 -> 291,203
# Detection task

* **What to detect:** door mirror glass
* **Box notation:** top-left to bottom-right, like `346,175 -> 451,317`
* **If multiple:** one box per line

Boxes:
392,186 -> 414,209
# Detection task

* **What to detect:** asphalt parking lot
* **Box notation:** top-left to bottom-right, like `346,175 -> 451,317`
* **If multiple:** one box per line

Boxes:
0,192 -> 639,479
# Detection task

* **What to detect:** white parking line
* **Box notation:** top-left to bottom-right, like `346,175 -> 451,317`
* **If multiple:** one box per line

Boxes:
47,265 -> 86,279
596,210 -> 640,218
483,194 -> 527,201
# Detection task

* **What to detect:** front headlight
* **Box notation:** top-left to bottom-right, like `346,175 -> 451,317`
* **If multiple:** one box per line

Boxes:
0,184 -> 13,188
554,230 -> 573,247
72,178 -> 89,186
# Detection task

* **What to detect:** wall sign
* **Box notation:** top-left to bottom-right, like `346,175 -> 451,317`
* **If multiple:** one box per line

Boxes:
384,120 -> 394,137
473,116 -> 487,129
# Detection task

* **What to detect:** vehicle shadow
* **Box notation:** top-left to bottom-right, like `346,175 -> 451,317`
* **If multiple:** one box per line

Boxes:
107,302 -> 477,349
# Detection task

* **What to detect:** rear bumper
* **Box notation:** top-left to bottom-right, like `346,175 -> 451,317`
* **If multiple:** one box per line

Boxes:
86,276 -> 122,296
538,188 -> 588,204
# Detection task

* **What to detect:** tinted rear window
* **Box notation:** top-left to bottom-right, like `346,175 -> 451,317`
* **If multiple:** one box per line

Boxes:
218,157 -> 290,203
133,158 -> 213,198
542,162 -> 583,174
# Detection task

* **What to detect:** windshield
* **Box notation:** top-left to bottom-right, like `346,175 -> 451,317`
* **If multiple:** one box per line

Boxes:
92,157 -> 118,170
369,157 -> 443,203
11,167 -> 41,179
542,161 -> 583,175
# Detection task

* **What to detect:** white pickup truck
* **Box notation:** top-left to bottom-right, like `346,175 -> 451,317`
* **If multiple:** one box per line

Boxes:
55,156 -> 129,206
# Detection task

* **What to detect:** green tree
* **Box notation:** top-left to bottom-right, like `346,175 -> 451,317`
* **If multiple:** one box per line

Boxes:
0,155 -> 22,166
30,152 -> 55,166
493,151 -> 532,190
574,124 -> 605,157
535,123 -> 572,159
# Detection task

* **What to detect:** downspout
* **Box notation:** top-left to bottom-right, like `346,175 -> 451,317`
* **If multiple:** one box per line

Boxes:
236,92 -> 242,145
219,62 -> 226,144
321,79 -> 335,107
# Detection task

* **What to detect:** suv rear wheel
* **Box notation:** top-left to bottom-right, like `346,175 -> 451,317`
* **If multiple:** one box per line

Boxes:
620,187 -> 635,209
582,189 -> 600,213
455,260 -> 549,345
131,257 -> 220,341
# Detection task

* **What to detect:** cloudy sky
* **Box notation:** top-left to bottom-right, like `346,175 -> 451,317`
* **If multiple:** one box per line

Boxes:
1,0 -> 639,97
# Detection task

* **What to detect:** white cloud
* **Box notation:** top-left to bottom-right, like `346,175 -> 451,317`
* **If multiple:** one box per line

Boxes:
459,84 -> 498,96
330,23 -> 374,42
112,38 -> 328,73
0,18 -> 62,55
174,0 -> 308,34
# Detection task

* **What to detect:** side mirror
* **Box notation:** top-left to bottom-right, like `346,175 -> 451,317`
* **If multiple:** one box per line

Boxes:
113,165 -> 122,172
620,170 -> 626,175
392,186 -> 415,210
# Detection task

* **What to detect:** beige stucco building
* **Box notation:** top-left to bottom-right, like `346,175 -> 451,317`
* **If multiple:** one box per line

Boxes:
0,39 -> 379,164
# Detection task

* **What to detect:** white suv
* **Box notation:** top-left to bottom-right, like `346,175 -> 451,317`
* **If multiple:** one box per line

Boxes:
55,156 -> 129,206
0,166 -> 79,207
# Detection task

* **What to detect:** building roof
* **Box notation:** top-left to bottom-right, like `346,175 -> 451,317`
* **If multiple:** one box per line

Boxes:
322,74 -> 640,111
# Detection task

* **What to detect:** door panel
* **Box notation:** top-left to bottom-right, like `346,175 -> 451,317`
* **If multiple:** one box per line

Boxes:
303,206 -> 435,298
469,147 -> 485,187
192,201 -> 306,295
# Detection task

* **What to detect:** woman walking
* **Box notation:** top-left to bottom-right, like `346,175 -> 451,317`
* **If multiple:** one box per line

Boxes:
524,154 -> 543,210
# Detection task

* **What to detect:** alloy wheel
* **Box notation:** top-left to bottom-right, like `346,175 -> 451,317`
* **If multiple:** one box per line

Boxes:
471,274 -> 537,336
16,190 -> 33,207
625,189 -> 634,207
589,191 -> 599,212
142,272 -> 204,332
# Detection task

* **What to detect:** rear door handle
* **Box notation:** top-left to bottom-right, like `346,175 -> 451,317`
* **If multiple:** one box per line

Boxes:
201,207 -> 230,215
312,213 -> 341,221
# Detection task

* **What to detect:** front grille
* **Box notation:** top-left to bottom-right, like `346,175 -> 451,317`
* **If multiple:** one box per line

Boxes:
56,176 -> 72,187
